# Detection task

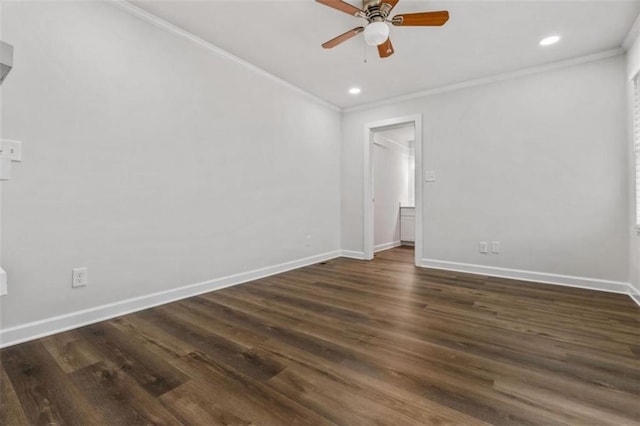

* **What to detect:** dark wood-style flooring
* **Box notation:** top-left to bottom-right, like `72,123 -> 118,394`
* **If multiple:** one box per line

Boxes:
1,246 -> 639,425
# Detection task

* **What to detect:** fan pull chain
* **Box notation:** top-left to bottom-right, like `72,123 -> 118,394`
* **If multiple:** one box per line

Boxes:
363,39 -> 368,63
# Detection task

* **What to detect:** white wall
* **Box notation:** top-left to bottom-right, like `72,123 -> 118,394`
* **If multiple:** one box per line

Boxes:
342,55 -> 629,283
0,2 -> 341,331
373,134 -> 410,248
626,32 -> 640,295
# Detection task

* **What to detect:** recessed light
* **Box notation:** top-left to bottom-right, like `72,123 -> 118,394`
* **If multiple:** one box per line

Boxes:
348,87 -> 361,95
539,35 -> 560,46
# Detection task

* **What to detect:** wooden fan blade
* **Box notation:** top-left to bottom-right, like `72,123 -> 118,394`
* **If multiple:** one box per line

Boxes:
322,27 -> 365,49
377,37 -> 394,58
380,0 -> 400,15
392,10 -> 449,26
316,0 -> 365,17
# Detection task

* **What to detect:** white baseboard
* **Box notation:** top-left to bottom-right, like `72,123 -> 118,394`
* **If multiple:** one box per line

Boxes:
420,258 -> 631,295
629,285 -> 640,307
374,241 -> 402,253
0,250 -> 341,348
340,250 -> 367,260
4,251 -> 634,349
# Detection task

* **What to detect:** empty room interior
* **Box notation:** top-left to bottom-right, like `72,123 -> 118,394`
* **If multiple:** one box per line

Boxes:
1,0 -> 640,424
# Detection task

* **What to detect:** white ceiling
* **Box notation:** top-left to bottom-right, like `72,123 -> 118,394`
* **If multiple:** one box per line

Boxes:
131,1 -> 640,108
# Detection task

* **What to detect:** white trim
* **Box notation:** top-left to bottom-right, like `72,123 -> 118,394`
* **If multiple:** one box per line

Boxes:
374,241 -> 402,253
114,2 -> 624,116
340,250 -> 367,260
106,2 -> 627,115
0,250 -> 341,348
420,258 -> 631,295
344,49 -> 624,113
629,290 -> 640,307
111,1 -> 340,113
364,124 -> 373,261
623,13 -> 640,50
364,114 -> 422,267
414,116 -> 423,269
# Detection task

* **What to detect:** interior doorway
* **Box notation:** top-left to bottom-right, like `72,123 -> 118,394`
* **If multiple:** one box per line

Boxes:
372,124 -> 416,263
363,114 -> 422,266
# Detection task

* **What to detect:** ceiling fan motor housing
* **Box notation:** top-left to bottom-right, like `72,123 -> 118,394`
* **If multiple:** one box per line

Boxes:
363,0 -> 390,21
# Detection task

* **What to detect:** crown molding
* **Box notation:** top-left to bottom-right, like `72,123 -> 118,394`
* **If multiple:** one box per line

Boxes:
109,2 -> 627,115
344,48 -> 625,113
111,1 -> 341,113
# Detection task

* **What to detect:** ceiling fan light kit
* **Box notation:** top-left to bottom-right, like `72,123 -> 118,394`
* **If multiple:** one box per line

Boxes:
317,0 -> 449,58
364,21 -> 390,46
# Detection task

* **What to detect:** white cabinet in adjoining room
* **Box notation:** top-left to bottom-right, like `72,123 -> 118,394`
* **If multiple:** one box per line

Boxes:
400,206 -> 415,243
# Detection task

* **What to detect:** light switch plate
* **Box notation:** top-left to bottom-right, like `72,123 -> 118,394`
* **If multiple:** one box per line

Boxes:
425,171 -> 436,182
0,139 -> 22,162
479,241 -> 489,254
492,241 -> 501,254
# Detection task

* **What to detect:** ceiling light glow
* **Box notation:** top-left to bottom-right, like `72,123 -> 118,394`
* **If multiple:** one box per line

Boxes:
348,87 -> 361,95
364,22 -> 390,46
539,35 -> 560,46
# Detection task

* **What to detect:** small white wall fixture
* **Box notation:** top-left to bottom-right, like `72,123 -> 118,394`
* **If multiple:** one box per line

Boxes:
0,139 -> 22,296
363,114 -> 422,265
0,139 -> 22,181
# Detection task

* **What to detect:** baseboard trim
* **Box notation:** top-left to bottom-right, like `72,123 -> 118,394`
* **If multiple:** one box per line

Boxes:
629,286 -> 640,307
340,250 -> 367,260
0,250 -> 341,348
420,258 -> 631,295
374,241 -> 402,253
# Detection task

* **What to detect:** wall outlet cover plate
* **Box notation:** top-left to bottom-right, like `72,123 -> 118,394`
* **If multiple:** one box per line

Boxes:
72,267 -> 88,288
0,139 -> 22,162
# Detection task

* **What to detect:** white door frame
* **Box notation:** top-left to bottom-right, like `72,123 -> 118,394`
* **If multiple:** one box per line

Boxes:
363,113 -> 423,266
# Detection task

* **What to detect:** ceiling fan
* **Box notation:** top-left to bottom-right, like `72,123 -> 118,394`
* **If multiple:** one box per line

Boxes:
316,0 -> 449,58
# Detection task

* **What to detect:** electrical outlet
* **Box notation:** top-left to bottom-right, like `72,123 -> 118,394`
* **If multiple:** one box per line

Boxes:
479,241 -> 488,254
72,267 -> 88,288
492,241 -> 501,254
0,139 -> 22,162
425,171 -> 437,182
